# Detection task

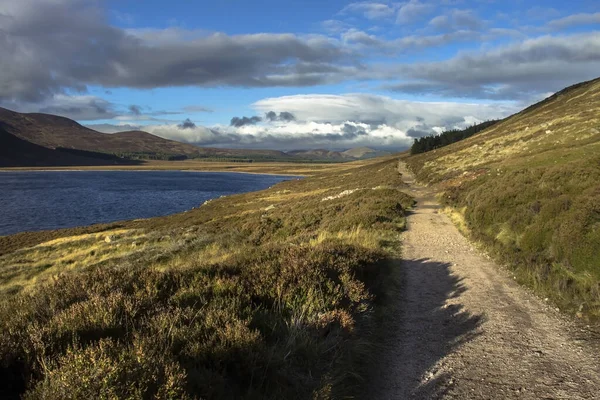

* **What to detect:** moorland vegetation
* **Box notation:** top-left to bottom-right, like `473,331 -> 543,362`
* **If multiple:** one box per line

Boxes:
0,158 -> 413,399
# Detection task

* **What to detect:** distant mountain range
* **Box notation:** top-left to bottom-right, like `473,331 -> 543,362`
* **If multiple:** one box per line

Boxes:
0,107 -> 389,167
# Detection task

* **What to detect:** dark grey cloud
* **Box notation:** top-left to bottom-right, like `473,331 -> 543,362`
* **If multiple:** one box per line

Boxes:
0,0 -> 356,103
385,33 -> 600,100
178,118 -> 196,129
128,104 -> 142,115
279,111 -> 296,122
341,123 -> 368,139
265,111 -> 296,122
230,116 -> 262,127
20,95 -> 119,120
38,103 -> 113,119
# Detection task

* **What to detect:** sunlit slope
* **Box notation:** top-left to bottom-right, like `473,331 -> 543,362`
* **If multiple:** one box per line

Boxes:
407,77 -> 600,319
409,77 -> 600,180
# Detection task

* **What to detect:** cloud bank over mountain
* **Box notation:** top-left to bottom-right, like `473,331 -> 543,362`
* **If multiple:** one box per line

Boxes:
91,94 -> 514,150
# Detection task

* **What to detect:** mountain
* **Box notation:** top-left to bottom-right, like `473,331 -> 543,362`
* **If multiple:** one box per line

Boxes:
0,108 -> 202,156
405,76 -> 600,318
342,147 -> 390,159
287,149 -> 349,160
196,147 -> 289,159
0,126 -> 138,167
0,107 -> 393,166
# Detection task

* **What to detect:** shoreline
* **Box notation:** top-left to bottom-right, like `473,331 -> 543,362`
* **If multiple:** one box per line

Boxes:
0,168 -> 305,177
0,160 -> 348,176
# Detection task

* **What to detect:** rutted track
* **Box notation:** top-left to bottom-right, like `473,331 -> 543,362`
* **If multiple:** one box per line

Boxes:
367,162 -> 600,399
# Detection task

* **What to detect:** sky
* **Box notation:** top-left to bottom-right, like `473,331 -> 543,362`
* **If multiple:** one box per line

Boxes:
1,0 -> 599,151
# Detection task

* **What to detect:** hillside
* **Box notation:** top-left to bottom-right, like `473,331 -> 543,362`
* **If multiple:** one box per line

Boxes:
406,76 -> 600,318
0,127 -> 139,167
0,108 -> 203,157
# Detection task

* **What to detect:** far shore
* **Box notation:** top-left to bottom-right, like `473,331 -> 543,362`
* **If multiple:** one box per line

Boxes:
0,159 -> 370,176
0,168 -> 305,177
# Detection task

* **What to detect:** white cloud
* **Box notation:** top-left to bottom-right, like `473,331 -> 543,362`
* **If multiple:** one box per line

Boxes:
252,93 -> 513,128
397,0 -> 433,24
430,9 -> 484,31
547,13 -> 600,30
340,2 -> 399,20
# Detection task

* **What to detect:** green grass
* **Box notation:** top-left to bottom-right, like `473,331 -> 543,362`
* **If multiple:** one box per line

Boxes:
0,157 -> 413,399
406,76 -> 600,320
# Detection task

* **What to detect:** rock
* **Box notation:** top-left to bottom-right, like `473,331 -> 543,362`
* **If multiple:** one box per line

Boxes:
104,236 -> 113,243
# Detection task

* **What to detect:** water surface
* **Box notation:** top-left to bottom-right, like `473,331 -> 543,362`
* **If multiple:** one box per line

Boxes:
0,171 -> 295,236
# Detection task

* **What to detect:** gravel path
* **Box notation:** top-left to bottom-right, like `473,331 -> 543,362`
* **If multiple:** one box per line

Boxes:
366,162 -> 600,399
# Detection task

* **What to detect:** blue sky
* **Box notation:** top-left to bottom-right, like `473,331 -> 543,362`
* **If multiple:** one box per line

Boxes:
1,0 -> 599,150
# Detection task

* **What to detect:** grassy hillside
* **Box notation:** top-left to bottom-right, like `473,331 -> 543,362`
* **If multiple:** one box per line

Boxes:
0,158 -> 413,399
406,77 -> 600,320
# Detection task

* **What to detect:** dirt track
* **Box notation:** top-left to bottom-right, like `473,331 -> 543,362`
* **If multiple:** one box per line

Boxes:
366,162 -> 600,399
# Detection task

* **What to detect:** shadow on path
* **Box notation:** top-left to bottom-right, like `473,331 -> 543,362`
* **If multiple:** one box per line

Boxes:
364,258 -> 484,399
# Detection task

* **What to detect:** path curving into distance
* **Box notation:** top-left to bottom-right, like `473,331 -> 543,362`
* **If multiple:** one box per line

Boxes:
367,161 -> 600,399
